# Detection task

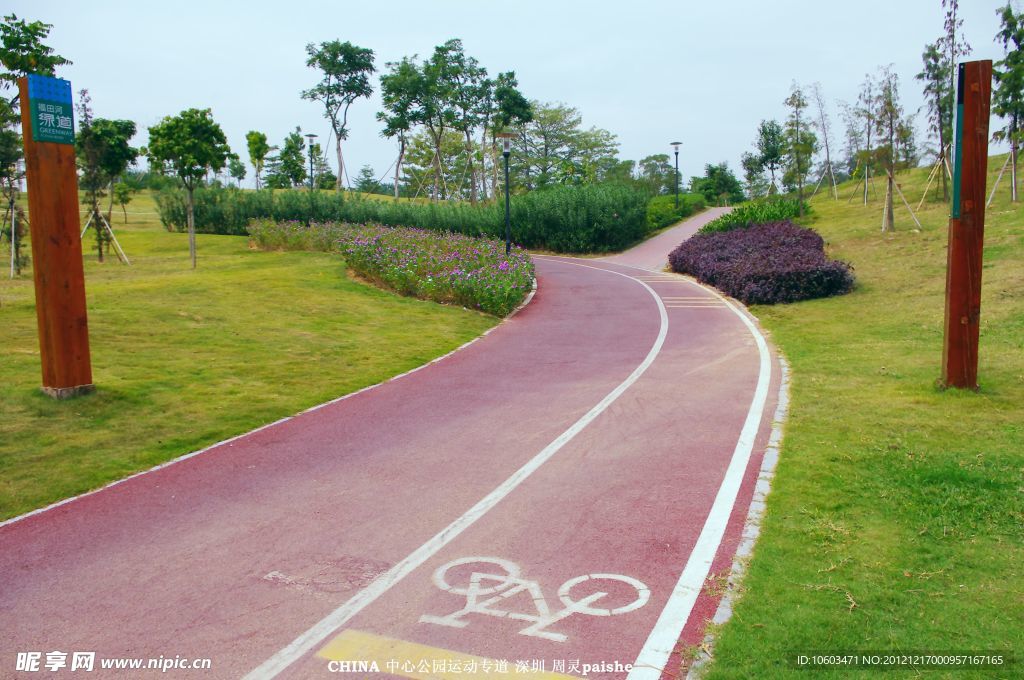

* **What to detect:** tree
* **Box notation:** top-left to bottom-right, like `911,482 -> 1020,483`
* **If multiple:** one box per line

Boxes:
810,82 -> 839,199
690,162 -> 744,206
378,56 -> 422,199
302,40 -> 375,190
783,82 -> 817,216
740,151 -> 766,199
486,71 -> 532,198
756,119 -> 784,194
147,108 -> 230,268
994,3 -> 1024,202
444,41 -> 488,204
916,40 -> 954,199
264,128 -> 307,189
112,182 -> 133,224
75,90 -> 138,261
874,66 -> 909,232
855,75 -> 877,205
227,153 -> 246,187
638,154 -> 675,195
943,0 -> 972,103
0,14 -> 71,211
310,143 -> 335,189
0,14 -> 71,106
245,130 -> 269,189
354,164 -> 379,193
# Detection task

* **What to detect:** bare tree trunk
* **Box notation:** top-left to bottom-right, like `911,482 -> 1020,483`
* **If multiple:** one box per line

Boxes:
884,173 -> 895,231
479,127 -> 489,202
1012,116 -> 1019,203
432,134 -> 442,201
106,180 -> 115,225
465,131 -> 477,205
334,133 -> 344,191
394,138 -> 405,200
187,185 -> 196,269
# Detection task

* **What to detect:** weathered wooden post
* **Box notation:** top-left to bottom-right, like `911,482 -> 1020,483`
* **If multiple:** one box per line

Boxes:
18,74 -> 95,399
941,60 -> 992,390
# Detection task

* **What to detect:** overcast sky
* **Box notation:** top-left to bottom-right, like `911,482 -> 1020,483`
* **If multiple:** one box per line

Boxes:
12,0 -> 1011,187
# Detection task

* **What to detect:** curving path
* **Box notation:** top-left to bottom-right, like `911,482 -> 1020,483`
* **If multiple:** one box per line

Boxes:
1,210 -> 779,679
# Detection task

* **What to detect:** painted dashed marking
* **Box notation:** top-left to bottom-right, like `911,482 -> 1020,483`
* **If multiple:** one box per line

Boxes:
316,629 -> 578,679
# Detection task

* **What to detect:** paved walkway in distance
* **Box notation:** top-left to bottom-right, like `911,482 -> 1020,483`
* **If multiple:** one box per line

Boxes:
1,209 -> 778,680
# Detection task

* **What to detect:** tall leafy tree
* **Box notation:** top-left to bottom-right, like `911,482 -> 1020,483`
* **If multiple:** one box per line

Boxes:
783,82 -> 817,215
874,66 -> 910,231
0,14 -> 71,207
302,40 -> 375,190
638,154 -> 675,195
227,153 -> 246,187
756,119 -> 784,194
75,90 -> 138,261
444,41 -> 487,204
378,56 -> 422,199
147,108 -> 230,268
916,40 -> 953,199
486,71 -> 531,199
740,151 -> 767,199
994,3 -> 1024,202
0,14 -> 71,106
943,0 -> 972,102
811,82 -> 838,199
112,182 -> 133,224
690,162 -> 744,205
272,127 -> 307,188
245,130 -> 269,189
855,74 -> 877,204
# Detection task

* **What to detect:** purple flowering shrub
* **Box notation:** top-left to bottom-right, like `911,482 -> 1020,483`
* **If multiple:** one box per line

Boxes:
248,219 -> 534,316
668,221 -> 854,305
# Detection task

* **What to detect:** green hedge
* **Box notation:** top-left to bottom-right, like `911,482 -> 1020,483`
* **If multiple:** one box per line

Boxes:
155,184 -> 648,253
699,197 -> 806,234
645,193 -> 706,231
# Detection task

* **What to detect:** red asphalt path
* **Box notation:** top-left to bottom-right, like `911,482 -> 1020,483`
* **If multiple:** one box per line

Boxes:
1,212 -> 779,679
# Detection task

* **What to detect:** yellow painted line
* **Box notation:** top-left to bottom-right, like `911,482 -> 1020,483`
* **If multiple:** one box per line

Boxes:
317,629 -> 579,679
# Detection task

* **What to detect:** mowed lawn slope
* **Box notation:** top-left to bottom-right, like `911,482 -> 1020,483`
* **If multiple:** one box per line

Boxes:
700,158 -> 1023,678
0,192 -> 495,520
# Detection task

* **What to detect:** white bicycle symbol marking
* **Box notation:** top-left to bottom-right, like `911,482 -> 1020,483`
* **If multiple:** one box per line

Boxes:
419,556 -> 650,643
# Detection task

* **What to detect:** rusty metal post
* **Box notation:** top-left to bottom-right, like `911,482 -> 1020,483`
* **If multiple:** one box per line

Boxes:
941,61 -> 992,390
18,75 -> 94,399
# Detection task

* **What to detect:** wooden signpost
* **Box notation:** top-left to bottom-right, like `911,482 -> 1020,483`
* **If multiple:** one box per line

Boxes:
18,74 -> 95,399
941,60 -> 992,390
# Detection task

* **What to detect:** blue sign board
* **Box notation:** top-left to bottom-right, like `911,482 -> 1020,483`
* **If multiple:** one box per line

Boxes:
27,74 -> 75,145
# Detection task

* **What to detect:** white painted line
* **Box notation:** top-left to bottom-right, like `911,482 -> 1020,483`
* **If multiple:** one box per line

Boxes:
602,265 -> 773,680
243,260 -> 669,679
686,356 -> 791,679
0,279 -> 539,530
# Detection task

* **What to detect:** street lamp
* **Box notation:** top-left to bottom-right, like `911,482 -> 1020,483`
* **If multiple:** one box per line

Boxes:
305,133 -> 318,227
497,132 -> 514,256
671,141 -> 682,209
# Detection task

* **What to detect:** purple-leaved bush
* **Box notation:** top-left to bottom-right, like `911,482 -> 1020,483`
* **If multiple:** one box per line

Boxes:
668,221 -> 854,305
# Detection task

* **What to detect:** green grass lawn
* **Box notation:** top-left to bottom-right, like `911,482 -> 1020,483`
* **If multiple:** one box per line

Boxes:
0,191 -> 495,520
698,159 -> 1023,678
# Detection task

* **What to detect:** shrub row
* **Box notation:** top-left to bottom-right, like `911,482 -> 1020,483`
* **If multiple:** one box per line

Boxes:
668,220 -> 854,305
699,197 -> 806,234
157,183 -> 649,253
248,219 -> 534,316
645,193 -> 706,231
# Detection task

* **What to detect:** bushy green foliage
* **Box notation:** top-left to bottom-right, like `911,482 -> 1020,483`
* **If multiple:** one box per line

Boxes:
156,183 -> 648,253
699,197 -> 807,234
645,193 -> 706,231
248,220 -> 534,316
